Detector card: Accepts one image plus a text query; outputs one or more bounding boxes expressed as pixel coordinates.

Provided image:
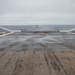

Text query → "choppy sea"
[0,25,75,31]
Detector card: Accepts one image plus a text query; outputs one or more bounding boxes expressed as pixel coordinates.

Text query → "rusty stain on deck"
[0,51,75,75]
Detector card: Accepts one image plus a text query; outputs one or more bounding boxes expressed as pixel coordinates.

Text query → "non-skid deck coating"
[0,32,75,75]
[0,51,75,75]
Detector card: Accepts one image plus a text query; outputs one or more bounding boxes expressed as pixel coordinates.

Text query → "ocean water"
[0,25,75,31]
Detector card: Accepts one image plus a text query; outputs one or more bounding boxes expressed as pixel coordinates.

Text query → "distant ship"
[36,25,38,27]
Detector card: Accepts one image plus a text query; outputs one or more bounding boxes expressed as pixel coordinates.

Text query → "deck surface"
[0,51,75,75]
[0,32,75,75]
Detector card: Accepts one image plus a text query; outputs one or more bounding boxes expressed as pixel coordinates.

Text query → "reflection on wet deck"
[0,32,75,51]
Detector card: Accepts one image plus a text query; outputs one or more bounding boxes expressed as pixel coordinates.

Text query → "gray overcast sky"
[0,0,75,25]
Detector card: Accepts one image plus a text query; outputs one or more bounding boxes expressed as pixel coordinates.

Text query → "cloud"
[0,0,75,25]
